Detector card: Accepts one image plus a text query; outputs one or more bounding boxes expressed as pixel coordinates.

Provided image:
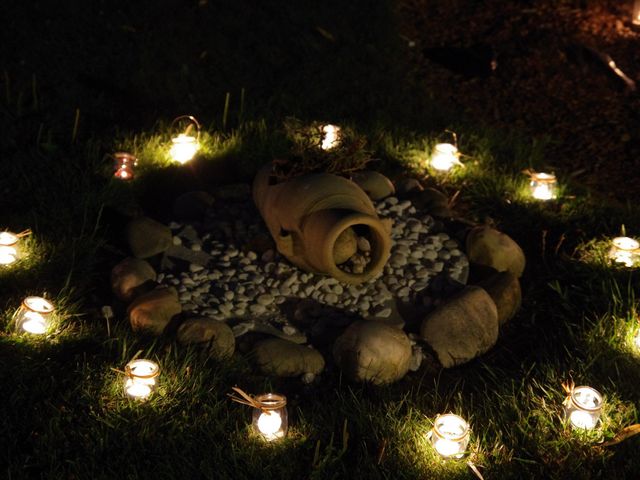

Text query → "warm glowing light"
[252,393,288,441]
[15,296,54,335]
[633,0,640,26]
[113,152,137,180]
[529,172,557,200]
[321,124,340,150]
[169,133,199,164]
[257,411,282,436]
[634,329,640,350]
[430,414,470,459]
[564,386,603,430]
[430,143,462,172]
[0,231,19,265]
[609,236,640,267]
[124,359,160,400]
[169,115,201,164]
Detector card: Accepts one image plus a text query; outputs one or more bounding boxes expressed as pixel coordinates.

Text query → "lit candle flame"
[257,410,283,440]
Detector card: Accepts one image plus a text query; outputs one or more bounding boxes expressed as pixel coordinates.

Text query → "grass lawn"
[2,1,640,478]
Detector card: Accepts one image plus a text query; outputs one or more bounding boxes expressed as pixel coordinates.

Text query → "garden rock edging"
[110,171,525,382]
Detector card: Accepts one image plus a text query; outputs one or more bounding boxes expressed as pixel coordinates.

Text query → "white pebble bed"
[158,196,469,336]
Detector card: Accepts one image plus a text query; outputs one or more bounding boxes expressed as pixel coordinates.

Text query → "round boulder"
[253,338,325,377]
[350,171,395,201]
[478,271,521,326]
[466,226,526,277]
[333,320,412,385]
[420,286,498,368]
[177,317,235,359]
[127,287,181,335]
[126,216,172,259]
[111,257,157,302]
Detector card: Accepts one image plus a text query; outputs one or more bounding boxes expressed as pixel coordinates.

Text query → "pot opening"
[333,224,375,275]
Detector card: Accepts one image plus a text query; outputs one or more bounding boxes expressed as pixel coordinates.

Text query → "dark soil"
[397,0,640,203]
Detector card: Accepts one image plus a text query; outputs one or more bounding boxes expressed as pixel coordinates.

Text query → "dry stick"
[16,229,32,238]
[228,386,268,412]
[554,233,566,256]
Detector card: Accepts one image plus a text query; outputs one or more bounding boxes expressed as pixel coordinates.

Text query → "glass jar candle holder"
[252,393,288,441]
[430,143,462,172]
[564,386,603,430]
[608,236,640,267]
[321,124,341,150]
[169,115,201,164]
[529,172,557,200]
[124,359,160,401]
[633,328,640,351]
[113,152,137,180]
[15,296,54,335]
[430,413,471,459]
[633,0,640,26]
[0,231,20,266]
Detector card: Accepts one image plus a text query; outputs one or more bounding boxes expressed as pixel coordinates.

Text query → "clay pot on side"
[253,165,392,284]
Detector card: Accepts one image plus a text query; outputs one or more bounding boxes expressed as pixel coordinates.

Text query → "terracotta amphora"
[253,165,392,284]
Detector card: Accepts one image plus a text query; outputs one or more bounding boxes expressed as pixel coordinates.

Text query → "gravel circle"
[158,194,469,340]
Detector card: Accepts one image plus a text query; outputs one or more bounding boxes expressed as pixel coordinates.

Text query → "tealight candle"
[609,236,639,267]
[124,359,160,401]
[252,393,288,441]
[564,386,603,430]
[430,143,462,172]
[15,296,54,334]
[0,231,20,265]
[169,115,201,164]
[321,124,340,150]
[430,413,470,459]
[113,152,137,180]
[633,0,640,26]
[529,172,557,200]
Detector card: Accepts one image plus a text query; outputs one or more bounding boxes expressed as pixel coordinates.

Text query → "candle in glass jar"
[430,413,470,459]
[529,172,557,200]
[252,393,288,441]
[15,296,55,334]
[321,124,340,150]
[609,236,639,267]
[430,143,461,172]
[113,152,137,180]
[564,386,603,430]
[633,0,640,25]
[0,231,19,265]
[124,359,160,401]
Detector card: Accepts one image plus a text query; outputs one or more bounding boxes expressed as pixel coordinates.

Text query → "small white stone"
[172,236,182,246]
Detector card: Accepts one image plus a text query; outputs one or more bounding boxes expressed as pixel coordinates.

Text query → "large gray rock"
[420,286,498,368]
[111,257,157,302]
[177,317,235,359]
[126,217,172,259]
[466,226,526,277]
[128,287,181,335]
[333,320,412,385]
[350,171,395,201]
[253,338,325,377]
[479,271,521,326]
